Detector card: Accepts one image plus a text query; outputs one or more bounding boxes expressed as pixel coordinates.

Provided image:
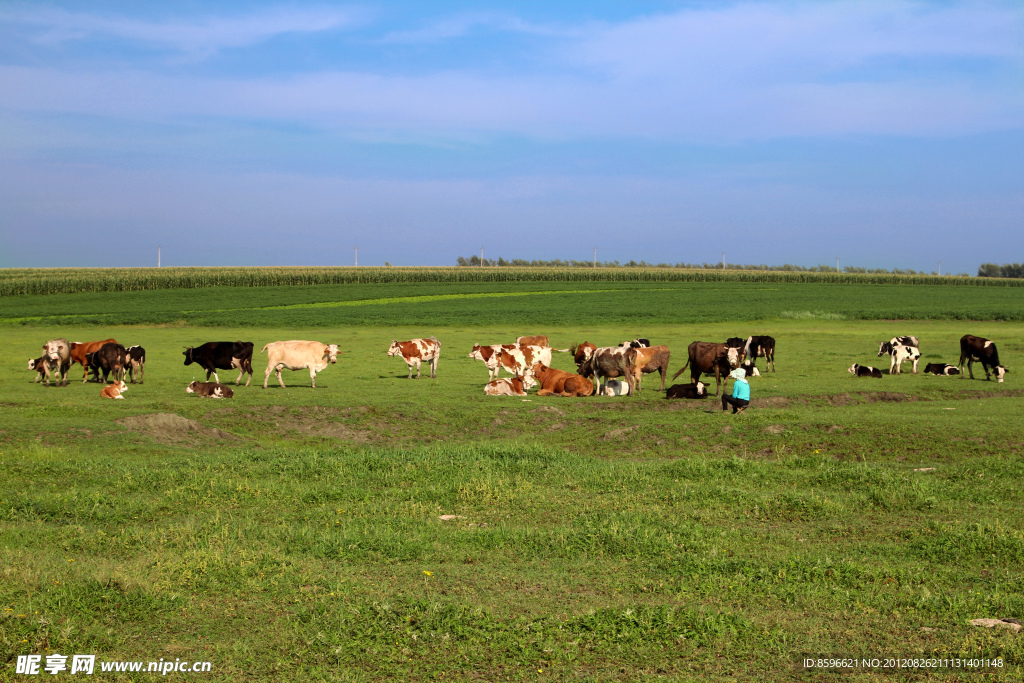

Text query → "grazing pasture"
[2,276,1024,680]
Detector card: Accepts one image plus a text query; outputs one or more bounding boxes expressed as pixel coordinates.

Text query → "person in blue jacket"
[721,368,750,413]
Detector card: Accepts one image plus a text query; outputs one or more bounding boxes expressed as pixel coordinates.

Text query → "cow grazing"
[530,362,594,397]
[618,338,651,349]
[124,345,146,384]
[877,341,921,374]
[41,338,72,387]
[387,338,441,379]
[100,380,128,400]
[87,342,127,384]
[183,341,255,386]
[28,356,48,383]
[484,375,537,396]
[516,335,550,347]
[68,339,117,382]
[186,381,235,398]
[924,363,960,376]
[665,381,707,399]
[670,342,741,396]
[959,335,1007,383]
[262,340,340,389]
[848,364,883,378]
[599,379,631,396]
[575,344,639,395]
[743,336,776,372]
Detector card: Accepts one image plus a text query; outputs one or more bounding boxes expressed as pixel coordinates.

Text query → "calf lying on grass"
[100,381,128,399]
[484,376,536,396]
[924,363,960,376]
[186,381,235,398]
[665,381,707,399]
[848,364,883,378]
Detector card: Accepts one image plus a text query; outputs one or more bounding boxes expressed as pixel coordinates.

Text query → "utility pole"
[480,247,484,267]
[158,245,161,268]
[593,247,597,268]
[721,252,726,269]
[836,257,840,273]
[938,261,941,276]
[354,246,358,267]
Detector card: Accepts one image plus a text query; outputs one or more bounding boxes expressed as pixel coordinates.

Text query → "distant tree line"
[978,263,1024,278]
[455,255,947,274]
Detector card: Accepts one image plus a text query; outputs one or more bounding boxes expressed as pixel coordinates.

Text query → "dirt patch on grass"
[753,396,790,408]
[290,421,373,442]
[864,392,919,403]
[764,424,786,434]
[117,413,235,444]
[602,425,640,440]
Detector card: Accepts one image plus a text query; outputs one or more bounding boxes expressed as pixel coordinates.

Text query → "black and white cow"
[618,338,651,349]
[743,336,775,372]
[183,341,255,386]
[848,363,883,378]
[878,336,920,355]
[958,335,1007,383]
[124,345,146,384]
[665,381,707,399]
[876,342,921,374]
[924,363,960,376]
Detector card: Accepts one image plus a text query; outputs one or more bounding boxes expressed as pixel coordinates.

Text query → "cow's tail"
[553,348,570,353]
[671,359,691,380]
[261,343,273,354]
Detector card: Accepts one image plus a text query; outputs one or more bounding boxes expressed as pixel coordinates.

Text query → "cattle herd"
[28,331,1008,402]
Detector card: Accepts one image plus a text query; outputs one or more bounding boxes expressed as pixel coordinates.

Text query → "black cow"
[666,381,707,399]
[725,337,745,349]
[924,363,959,376]
[183,341,255,386]
[959,335,1007,382]
[87,343,127,383]
[671,342,742,396]
[743,336,776,372]
[848,363,883,378]
[125,345,146,384]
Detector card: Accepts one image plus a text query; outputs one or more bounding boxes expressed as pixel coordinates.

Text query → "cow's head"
[326,344,340,364]
[43,340,65,361]
[113,381,128,393]
[741,362,760,377]
[696,381,706,396]
[877,341,892,357]
[848,364,860,375]
[995,366,1007,383]
[726,347,741,368]
[570,342,595,366]
[186,381,198,394]
[27,358,37,370]
[182,347,194,365]
[519,374,538,390]
[387,340,401,357]
[468,344,488,361]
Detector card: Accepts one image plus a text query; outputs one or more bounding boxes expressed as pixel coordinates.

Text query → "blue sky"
[1,1,1021,272]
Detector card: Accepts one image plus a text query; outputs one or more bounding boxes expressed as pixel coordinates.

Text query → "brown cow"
[671,342,741,396]
[530,362,593,397]
[69,339,117,382]
[516,335,549,347]
[631,345,671,391]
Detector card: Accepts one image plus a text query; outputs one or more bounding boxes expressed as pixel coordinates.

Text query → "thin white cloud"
[2,5,360,58]
[378,12,568,44]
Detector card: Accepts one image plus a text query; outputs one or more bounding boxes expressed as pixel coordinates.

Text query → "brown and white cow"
[469,344,553,380]
[28,356,49,383]
[100,380,128,399]
[630,345,671,391]
[573,344,639,395]
[670,342,741,396]
[387,338,441,379]
[262,340,340,389]
[186,381,235,398]
[530,362,594,397]
[516,335,549,347]
[69,339,118,382]
[41,338,72,387]
[959,335,1007,382]
[484,375,537,396]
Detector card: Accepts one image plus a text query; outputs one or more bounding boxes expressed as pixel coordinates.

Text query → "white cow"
[599,379,631,396]
[41,338,71,387]
[884,343,921,375]
[262,340,340,389]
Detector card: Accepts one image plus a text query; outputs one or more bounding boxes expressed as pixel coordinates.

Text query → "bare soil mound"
[117,413,235,443]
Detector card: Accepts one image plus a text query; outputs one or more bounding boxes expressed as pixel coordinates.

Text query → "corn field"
[0,266,1019,297]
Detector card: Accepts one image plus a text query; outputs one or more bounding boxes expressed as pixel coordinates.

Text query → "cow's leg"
[967,358,975,380]
[430,356,437,379]
[912,356,919,374]
[276,366,287,388]
[309,367,317,388]
[212,370,221,384]
[263,364,273,389]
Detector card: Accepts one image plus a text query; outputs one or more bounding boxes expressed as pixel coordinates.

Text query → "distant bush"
[978,262,1024,278]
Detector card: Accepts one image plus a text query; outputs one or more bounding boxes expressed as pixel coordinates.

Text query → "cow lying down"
[665,381,707,399]
[484,376,536,396]
[186,381,235,398]
[100,381,128,400]
[924,363,960,376]
[531,362,593,397]
[600,379,631,396]
[848,364,883,378]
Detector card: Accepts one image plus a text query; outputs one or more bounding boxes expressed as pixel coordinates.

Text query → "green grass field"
[2,276,1023,681]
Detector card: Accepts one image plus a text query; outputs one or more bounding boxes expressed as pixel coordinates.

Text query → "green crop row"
[2,266,1021,297]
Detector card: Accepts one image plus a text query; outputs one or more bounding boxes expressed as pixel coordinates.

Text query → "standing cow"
[671,342,741,396]
[124,345,146,384]
[959,335,1007,382]
[387,338,441,379]
[574,344,638,396]
[743,336,776,373]
[262,340,340,389]
[86,342,128,383]
[41,338,72,387]
[183,341,255,386]
[69,339,118,382]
